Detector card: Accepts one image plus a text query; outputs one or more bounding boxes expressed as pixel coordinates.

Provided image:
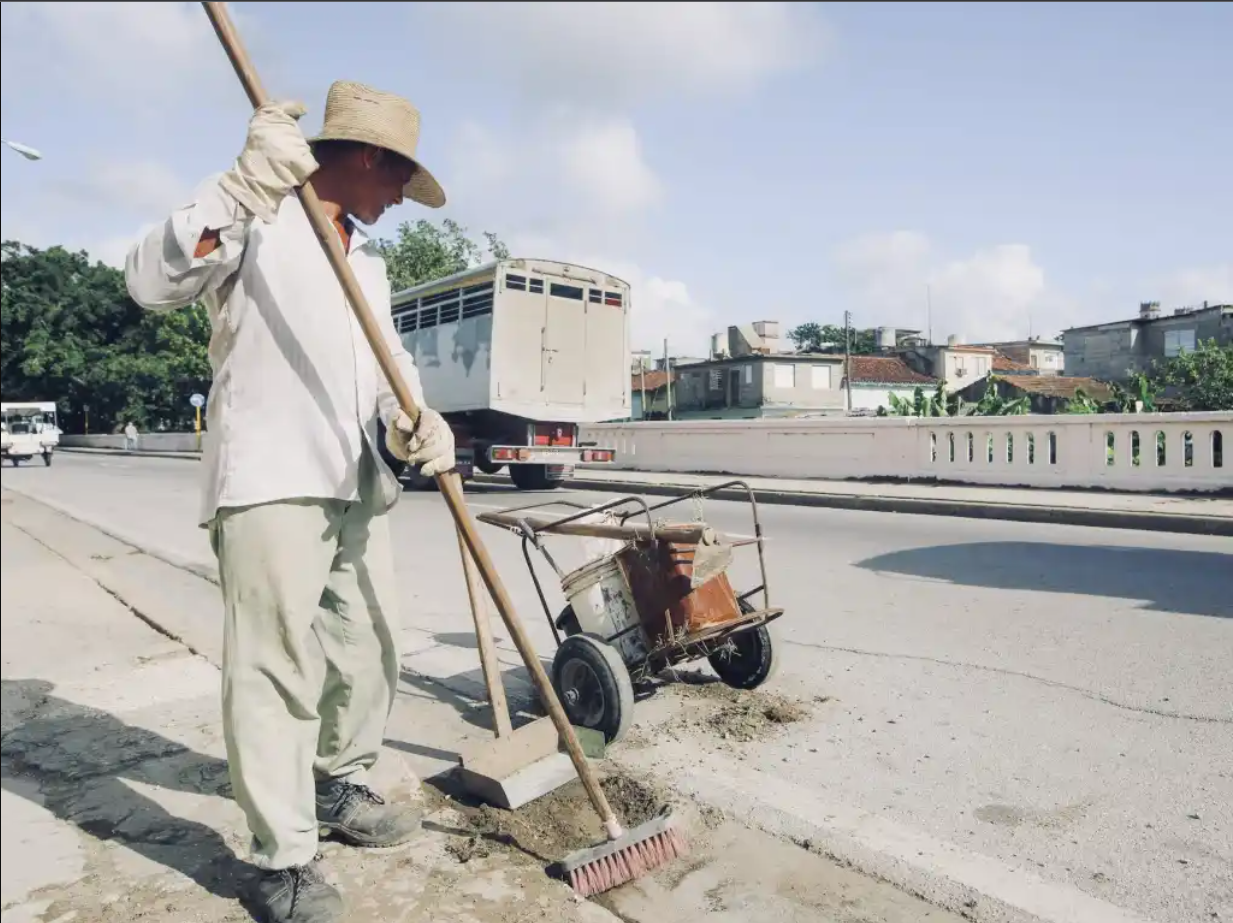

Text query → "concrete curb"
[473,474,1233,538]
[56,447,1231,537]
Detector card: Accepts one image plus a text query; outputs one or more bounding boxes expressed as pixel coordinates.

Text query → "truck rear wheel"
[509,464,561,491]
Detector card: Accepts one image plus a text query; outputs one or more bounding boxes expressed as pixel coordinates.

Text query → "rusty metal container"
[616,538,742,647]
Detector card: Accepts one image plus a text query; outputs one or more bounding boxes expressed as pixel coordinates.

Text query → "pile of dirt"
[659,674,813,744]
[430,769,669,866]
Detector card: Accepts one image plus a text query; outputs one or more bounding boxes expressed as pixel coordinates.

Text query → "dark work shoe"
[249,857,342,923]
[315,778,423,848]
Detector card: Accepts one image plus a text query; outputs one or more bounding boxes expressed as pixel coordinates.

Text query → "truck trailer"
[379,258,630,490]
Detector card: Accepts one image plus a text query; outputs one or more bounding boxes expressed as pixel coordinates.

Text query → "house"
[975,338,1065,375]
[899,337,999,389]
[842,355,938,412]
[955,374,1115,414]
[1063,302,1233,383]
[669,353,848,419]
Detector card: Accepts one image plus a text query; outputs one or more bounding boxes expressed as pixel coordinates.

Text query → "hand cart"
[475,480,785,744]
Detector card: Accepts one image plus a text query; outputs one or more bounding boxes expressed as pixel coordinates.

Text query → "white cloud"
[832,232,1070,343]
[0,2,247,112]
[1152,264,1233,309]
[558,117,663,217]
[423,1,828,106]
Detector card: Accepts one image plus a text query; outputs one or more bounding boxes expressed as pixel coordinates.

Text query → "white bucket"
[560,552,647,664]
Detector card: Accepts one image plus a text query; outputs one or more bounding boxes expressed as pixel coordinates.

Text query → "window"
[550,283,585,301]
[390,280,495,333]
[603,291,623,307]
[505,273,527,291]
[529,278,544,294]
[810,365,831,389]
[1164,328,1196,357]
[743,365,753,385]
[773,364,796,389]
[588,288,602,304]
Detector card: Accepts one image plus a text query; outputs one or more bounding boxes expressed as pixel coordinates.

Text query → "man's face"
[348,146,417,226]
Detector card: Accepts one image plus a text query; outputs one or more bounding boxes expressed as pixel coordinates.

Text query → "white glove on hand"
[218,100,319,224]
[386,409,455,477]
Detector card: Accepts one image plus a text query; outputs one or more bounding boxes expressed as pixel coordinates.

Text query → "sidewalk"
[58,446,1231,535]
[0,495,620,923]
[499,467,1233,537]
[2,489,974,923]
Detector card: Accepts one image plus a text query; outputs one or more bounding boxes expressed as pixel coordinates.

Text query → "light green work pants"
[208,450,400,870]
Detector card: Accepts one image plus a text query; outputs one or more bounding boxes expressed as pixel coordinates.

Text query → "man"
[125,81,455,923]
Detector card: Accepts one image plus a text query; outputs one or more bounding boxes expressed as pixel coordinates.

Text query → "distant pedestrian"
[123,421,138,452]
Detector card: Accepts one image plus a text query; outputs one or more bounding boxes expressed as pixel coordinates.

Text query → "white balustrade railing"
[581,413,1232,493]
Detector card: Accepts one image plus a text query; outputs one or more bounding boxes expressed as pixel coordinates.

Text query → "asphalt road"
[4,452,1231,923]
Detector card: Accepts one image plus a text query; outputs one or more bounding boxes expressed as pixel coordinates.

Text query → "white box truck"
[379,258,630,490]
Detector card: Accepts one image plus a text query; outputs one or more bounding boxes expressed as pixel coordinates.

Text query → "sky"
[1,1,1230,357]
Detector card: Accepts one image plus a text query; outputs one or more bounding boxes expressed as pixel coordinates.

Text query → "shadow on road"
[0,678,261,918]
[856,542,1233,618]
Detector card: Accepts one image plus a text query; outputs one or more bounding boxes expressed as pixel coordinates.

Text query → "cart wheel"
[554,605,581,638]
[551,634,635,744]
[708,598,780,690]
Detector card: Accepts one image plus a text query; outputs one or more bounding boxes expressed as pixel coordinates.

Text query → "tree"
[377,218,509,292]
[1151,339,1233,411]
[788,322,877,355]
[1,241,213,433]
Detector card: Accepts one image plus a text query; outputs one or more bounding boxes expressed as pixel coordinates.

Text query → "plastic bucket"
[560,554,646,662]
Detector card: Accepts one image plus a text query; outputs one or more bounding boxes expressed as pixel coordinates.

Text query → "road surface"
[4,452,1231,923]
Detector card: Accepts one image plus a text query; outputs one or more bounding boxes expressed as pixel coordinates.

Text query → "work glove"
[218,100,319,224]
[386,408,455,477]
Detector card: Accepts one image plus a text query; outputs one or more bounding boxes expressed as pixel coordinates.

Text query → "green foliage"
[1,240,212,433]
[1151,338,1233,411]
[377,218,510,292]
[1107,372,1160,413]
[878,379,1029,418]
[788,322,877,355]
[1,221,509,434]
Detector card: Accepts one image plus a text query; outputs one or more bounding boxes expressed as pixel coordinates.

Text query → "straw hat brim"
[308,129,446,209]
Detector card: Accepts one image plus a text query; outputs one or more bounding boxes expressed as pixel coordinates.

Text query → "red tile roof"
[996,375,1114,401]
[992,351,1033,373]
[631,369,673,392]
[845,355,936,385]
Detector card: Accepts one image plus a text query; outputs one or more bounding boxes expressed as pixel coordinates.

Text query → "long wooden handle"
[201,0,619,832]
[456,531,513,739]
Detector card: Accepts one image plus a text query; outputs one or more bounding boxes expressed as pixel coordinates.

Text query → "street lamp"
[2,139,42,161]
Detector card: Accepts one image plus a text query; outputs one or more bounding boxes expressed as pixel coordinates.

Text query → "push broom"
[200,1,687,899]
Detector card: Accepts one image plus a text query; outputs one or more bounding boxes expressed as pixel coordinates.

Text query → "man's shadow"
[1,677,262,919]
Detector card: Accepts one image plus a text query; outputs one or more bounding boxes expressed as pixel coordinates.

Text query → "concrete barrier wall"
[61,433,204,453]
[581,412,1233,493]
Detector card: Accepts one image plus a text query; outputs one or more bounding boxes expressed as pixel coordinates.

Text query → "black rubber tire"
[508,464,561,491]
[551,633,635,744]
[708,598,780,690]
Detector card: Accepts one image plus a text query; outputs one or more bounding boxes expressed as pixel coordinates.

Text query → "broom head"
[558,809,688,898]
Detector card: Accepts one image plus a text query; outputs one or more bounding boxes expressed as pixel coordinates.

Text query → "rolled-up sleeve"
[125,174,252,312]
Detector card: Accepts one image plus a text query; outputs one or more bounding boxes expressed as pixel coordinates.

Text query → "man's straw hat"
[309,80,445,209]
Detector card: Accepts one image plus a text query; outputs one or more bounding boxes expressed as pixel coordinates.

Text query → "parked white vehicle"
[1,401,60,467]
[383,259,630,490]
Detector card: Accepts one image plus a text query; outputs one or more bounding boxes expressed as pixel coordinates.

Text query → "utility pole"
[926,285,933,346]
[843,311,853,413]
[639,360,646,420]
[663,338,674,420]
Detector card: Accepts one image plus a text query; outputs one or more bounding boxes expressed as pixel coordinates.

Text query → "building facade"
[1063,303,1232,382]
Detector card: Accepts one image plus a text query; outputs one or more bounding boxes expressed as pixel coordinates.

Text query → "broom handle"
[201,1,621,836]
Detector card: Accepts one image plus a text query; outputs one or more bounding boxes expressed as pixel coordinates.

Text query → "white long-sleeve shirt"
[125,175,425,527]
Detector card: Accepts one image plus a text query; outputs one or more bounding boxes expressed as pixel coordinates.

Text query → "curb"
[59,447,201,462]
[474,474,1233,538]
[54,448,1231,537]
